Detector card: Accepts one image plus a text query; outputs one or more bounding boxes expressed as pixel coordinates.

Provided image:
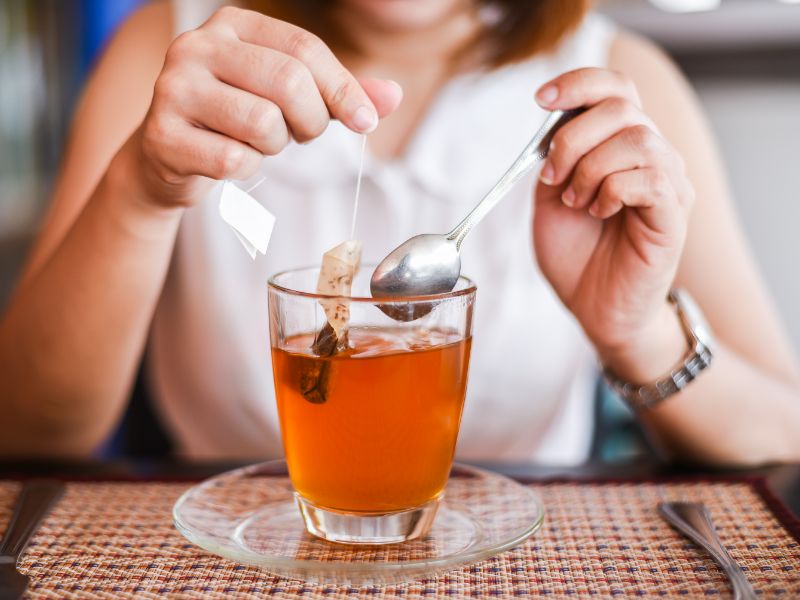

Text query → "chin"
[340,0,471,31]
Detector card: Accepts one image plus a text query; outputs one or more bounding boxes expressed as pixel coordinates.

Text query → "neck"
[332,6,483,77]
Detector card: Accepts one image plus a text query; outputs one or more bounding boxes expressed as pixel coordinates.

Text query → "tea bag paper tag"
[218,180,275,259]
[231,230,257,260]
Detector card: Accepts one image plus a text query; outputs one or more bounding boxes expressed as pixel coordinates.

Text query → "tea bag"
[314,239,362,350]
[301,135,367,403]
[300,240,362,404]
[302,240,362,404]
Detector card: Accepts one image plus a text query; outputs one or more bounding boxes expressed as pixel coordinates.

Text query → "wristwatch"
[603,289,715,411]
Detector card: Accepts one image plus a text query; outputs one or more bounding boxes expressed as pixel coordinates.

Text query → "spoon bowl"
[370,234,460,298]
[370,234,459,321]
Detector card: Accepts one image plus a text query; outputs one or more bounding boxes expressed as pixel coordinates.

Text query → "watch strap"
[602,290,715,412]
[603,341,713,411]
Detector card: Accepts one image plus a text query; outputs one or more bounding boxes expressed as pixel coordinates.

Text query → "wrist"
[109,139,186,212]
[102,144,185,238]
[598,302,689,386]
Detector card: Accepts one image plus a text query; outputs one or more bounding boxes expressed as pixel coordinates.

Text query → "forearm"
[601,305,800,466]
[0,148,183,457]
[639,347,800,466]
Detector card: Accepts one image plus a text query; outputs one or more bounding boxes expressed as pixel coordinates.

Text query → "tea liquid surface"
[272,327,471,513]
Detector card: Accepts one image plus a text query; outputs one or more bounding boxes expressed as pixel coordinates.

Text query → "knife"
[0,480,64,600]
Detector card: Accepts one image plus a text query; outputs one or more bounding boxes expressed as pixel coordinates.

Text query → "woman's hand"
[126,6,402,208]
[532,68,695,380]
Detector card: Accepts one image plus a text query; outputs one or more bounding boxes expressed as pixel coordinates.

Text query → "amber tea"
[272,327,471,513]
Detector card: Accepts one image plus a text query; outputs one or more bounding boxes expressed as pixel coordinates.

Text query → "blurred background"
[0,0,798,459]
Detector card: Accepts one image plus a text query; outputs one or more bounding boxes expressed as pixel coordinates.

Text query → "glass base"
[295,494,440,545]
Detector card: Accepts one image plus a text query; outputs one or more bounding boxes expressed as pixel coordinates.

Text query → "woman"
[1,0,798,464]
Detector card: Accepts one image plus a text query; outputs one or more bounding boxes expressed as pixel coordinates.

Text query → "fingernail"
[588,202,600,217]
[536,85,558,106]
[387,79,403,96]
[353,105,378,133]
[562,187,576,207]
[540,160,555,185]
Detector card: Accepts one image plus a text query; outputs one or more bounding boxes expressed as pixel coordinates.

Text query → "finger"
[564,125,674,210]
[358,77,403,118]
[535,67,641,111]
[185,78,290,156]
[213,7,381,133]
[150,120,264,182]
[540,97,655,187]
[209,39,330,143]
[589,168,681,236]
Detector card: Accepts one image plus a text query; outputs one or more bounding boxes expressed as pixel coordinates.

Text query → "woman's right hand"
[127,6,402,208]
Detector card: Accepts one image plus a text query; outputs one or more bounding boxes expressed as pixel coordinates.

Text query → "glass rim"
[267,264,477,304]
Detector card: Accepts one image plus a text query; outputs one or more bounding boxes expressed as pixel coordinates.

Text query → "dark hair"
[247,1,591,69]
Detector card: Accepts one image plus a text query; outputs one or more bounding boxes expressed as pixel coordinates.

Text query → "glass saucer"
[173,460,544,585]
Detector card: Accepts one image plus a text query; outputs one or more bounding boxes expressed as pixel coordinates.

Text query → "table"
[1,459,799,598]
[4,457,799,516]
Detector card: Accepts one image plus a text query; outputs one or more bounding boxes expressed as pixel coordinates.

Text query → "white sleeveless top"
[149,0,617,463]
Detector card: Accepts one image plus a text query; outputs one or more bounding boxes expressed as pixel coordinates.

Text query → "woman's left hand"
[532,67,695,377]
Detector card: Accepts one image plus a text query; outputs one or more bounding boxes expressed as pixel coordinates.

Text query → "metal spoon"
[658,502,758,600]
[370,109,581,301]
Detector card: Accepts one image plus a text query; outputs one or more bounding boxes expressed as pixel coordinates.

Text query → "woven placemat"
[0,479,798,599]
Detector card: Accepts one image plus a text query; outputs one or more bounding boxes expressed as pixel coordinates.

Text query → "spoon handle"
[658,502,758,600]
[446,109,582,249]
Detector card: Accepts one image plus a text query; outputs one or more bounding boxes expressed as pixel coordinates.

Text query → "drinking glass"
[268,266,476,544]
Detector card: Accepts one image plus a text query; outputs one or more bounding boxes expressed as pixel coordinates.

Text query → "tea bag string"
[350,134,367,240]
[245,176,267,194]
[241,134,364,239]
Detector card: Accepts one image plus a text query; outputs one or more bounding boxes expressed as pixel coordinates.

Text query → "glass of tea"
[268,266,476,545]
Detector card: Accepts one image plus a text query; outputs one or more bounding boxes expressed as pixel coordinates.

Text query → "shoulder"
[605,28,709,157]
[609,29,687,83]
[74,0,175,156]
[608,30,697,117]
[91,0,174,104]
[116,0,175,49]
[609,28,672,68]
[50,0,176,224]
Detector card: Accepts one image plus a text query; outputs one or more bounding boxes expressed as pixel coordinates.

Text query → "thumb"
[357,77,403,119]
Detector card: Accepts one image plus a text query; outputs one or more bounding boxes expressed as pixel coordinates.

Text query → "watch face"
[675,289,717,352]
[694,323,716,351]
